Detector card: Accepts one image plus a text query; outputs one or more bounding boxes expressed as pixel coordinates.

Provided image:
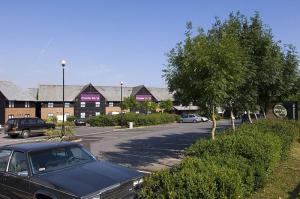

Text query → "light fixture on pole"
[61,59,67,135]
[120,81,123,126]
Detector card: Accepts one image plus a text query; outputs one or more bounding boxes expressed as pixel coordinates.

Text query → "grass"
[249,140,300,199]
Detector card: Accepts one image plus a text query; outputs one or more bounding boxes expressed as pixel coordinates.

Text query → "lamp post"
[61,59,67,135]
[120,81,123,126]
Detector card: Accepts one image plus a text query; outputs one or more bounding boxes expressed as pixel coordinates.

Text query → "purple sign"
[81,93,100,102]
[136,95,152,101]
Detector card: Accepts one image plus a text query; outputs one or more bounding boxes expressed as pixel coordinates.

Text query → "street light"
[120,81,123,126]
[61,59,67,135]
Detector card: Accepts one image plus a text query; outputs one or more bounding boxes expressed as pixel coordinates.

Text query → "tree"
[159,100,173,113]
[139,101,158,114]
[164,20,248,139]
[121,96,138,112]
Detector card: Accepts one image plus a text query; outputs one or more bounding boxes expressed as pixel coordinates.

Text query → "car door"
[4,151,32,199]
[36,119,47,132]
[0,149,12,199]
[187,114,194,122]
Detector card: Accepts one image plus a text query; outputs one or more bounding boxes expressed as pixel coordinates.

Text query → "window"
[80,112,86,119]
[25,114,30,118]
[109,102,114,107]
[30,146,95,174]
[65,102,70,108]
[81,102,86,108]
[8,115,14,119]
[47,113,54,118]
[95,101,100,107]
[37,119,45,125]
[0,150,11,172]
[25,102,30,108]
[48,102,54,108]
[95,112,100,116]
[8,152,28,174]
[9,101,14,108]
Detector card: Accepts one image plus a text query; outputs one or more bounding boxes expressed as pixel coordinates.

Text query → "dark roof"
[1,142,80,153]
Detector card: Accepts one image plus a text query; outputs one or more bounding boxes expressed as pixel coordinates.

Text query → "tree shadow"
[288,182,300,199]
[98,124,230,169]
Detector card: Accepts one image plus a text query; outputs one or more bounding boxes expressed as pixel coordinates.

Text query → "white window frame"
[25,102,30,108]
[109,102,114,107]
[47,113,54,118]
[95,101,100,108]
[65,102,70,108]
[95,112,100,116]
[48,102,54,108]
[9,101,14,108]
[80,112,86,119]
[81,102,86,108]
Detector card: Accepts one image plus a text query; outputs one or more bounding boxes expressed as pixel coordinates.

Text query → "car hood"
[34,161,143,197]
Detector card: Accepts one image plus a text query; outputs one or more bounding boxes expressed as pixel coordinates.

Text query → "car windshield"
[29,146,95,174]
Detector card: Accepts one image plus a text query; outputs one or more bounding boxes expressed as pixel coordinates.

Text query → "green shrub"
[67,116,77,122]
[45,126,74,138]
[140,120,300,199]
[88,113,179,127]
[140,157,244,199]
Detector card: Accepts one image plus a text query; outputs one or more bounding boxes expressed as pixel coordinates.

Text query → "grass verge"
[249,141,300,199]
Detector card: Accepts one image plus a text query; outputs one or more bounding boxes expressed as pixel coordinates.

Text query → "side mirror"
[17,171,29,177]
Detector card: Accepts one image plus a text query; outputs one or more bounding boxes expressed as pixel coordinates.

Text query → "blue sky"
[0,1,299,88]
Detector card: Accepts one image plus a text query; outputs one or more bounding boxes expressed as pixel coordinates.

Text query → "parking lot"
[0,120,234,172]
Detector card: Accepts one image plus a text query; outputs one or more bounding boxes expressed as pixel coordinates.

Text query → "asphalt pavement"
[0,120,235,172]
[75,120,233,172]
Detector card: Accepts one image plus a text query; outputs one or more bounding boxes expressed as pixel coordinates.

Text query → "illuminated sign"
[81,93,100,102]
[136,95,152,101]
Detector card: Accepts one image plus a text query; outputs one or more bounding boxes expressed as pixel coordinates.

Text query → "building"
[0,81,37,124]
[0,81,200,124]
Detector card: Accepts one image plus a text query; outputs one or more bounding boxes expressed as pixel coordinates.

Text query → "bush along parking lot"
[139,120,300,199]
[87,113,180,127]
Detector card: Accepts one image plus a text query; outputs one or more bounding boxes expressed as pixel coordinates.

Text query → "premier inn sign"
[80,93,100,102]
[273,104,288,118]
[136,95,152,101]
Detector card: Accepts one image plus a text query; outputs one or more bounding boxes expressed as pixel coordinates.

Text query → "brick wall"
[105,106,121,114]
[5,108,36,122]
[41,107,74,120]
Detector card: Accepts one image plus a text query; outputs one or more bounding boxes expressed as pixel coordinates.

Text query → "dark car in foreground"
[4,118,55,138]
[0,142,143,199]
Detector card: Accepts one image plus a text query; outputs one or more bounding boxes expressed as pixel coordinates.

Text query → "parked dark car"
[4,118,55,139]
[0,142,144,199]
[74,119,86,126]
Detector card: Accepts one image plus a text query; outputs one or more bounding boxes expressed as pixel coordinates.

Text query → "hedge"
[87,113,180,127]
[140,120,300,199]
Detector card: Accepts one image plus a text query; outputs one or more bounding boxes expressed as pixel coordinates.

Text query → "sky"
[0,0,300,88]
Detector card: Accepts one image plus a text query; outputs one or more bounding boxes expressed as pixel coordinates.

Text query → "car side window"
[8,151,28,174]
[0,150,12,172]
[37,119,45,125]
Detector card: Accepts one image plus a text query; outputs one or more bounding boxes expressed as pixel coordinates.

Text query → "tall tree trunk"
[263,111,266,119]
[230,110,236,131]
[247,110,253,124]
[254,112,258,120]
[211,106,216,140]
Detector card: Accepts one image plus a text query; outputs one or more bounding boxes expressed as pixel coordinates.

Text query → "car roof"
[1,142,80,153]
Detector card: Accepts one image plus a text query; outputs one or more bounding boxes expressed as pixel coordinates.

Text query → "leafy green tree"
[139,101,158,114]
[121,96,138,112]
[159,100,173,113]
[164,20,248,139]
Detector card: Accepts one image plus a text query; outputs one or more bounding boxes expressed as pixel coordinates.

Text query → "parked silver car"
[179,114,209,123]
